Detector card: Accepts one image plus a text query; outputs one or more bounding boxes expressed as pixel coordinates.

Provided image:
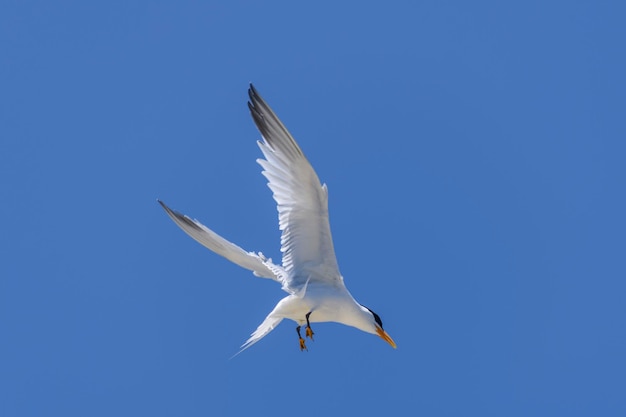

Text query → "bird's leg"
[305,312,314,340]
[296,325,307,351]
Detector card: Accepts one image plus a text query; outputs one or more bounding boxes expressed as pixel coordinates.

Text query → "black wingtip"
[157,199,171,213]
[249,83,258,97]
[248,83,266,108]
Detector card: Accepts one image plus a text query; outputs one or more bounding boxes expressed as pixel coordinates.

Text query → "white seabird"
[159,84,396,354]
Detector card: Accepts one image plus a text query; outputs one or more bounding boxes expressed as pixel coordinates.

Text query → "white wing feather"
[158,200,282,282]
[248,85,342,289]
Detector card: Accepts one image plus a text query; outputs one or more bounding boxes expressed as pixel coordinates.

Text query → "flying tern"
[158,84,396,354]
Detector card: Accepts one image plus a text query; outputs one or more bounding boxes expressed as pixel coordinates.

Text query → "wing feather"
[158,200,281,281]
[247,84,342,288]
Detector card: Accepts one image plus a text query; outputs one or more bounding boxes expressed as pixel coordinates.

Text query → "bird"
[158,84,396,354]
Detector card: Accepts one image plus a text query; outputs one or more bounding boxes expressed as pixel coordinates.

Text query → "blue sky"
[1,1,625,415]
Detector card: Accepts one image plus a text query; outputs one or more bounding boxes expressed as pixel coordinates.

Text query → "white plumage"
[159,84,396,354]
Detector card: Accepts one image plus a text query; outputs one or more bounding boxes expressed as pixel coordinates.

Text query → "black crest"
[362,306,384,329]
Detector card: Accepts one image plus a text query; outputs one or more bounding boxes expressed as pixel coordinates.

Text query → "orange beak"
[376,327,397,348]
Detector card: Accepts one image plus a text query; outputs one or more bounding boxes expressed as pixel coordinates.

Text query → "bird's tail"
[231,315,284,358]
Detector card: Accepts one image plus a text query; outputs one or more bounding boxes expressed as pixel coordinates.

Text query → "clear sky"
[2,1,625,416]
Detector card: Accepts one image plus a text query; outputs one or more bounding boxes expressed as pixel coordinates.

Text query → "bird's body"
[159,85,395,353]
[269,283,367,327]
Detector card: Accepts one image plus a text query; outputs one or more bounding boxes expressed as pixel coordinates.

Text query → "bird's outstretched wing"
[158,200,282,281]
[248,84,342,289]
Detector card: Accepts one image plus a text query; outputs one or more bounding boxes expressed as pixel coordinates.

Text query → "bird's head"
[358,305,396,348]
